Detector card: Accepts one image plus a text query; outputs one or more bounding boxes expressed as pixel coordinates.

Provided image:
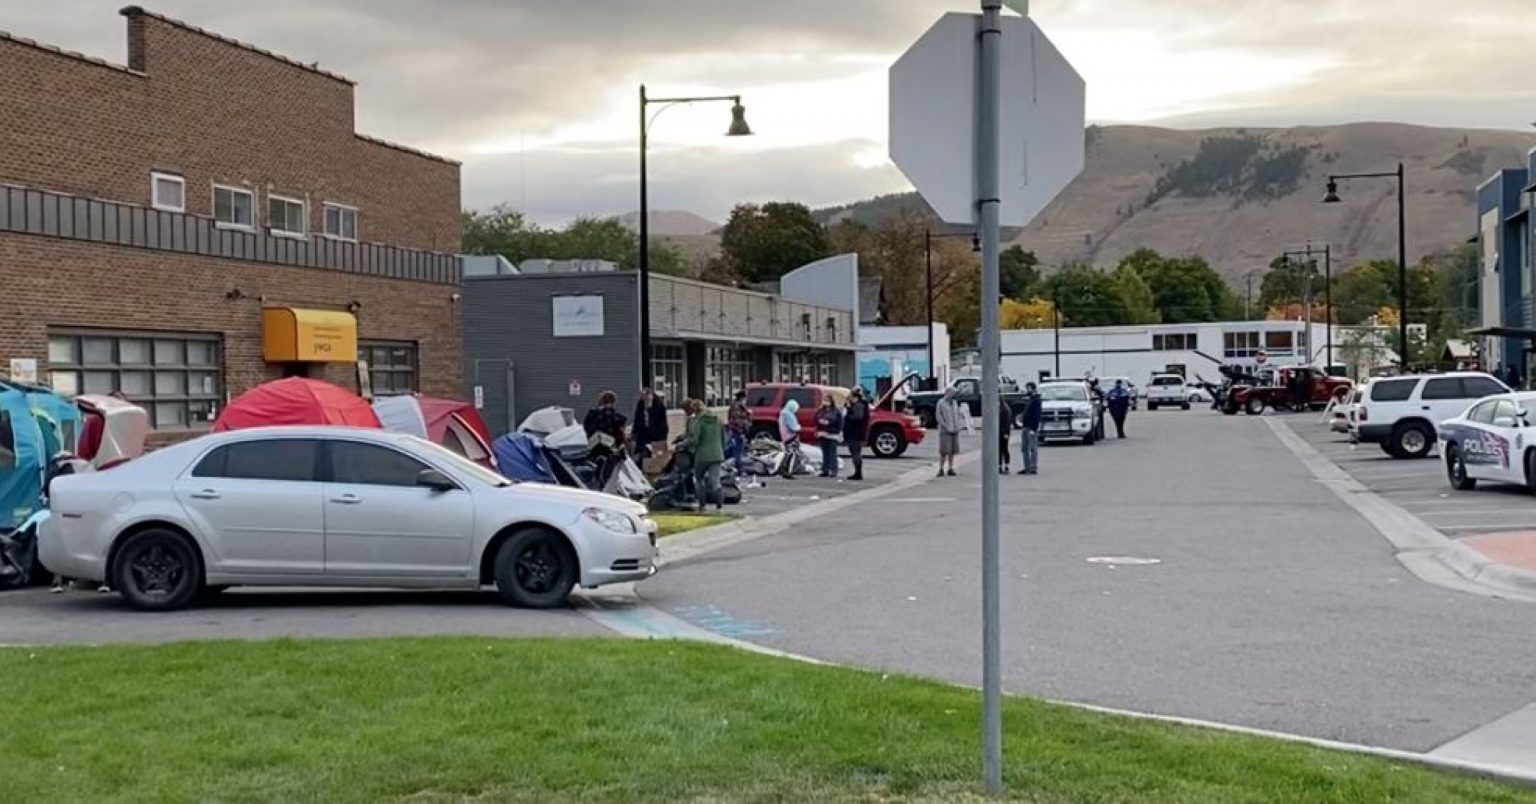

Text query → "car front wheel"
[1245,396,1265,416]
[870,427,906,458]
[494,528,577,608]
[1447,445,1476,490]
[113,528,202,611]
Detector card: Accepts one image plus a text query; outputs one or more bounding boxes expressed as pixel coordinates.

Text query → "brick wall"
[0,233,463,417]
[0,8,460,253]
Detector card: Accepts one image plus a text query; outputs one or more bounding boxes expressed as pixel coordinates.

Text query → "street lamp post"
[1324,163,1406,371]
[923,229,979,389]
[1280,244,1334,369]
[639,85,751,388]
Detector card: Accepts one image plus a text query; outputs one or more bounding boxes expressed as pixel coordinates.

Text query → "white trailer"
[1000,320,1335,386]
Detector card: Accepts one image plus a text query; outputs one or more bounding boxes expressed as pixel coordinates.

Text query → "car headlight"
[1072,404,1091,415]
[583,507,637,534]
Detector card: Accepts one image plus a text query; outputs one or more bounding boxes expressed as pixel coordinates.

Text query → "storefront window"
[47,329,222,430]
[652,343,685,404]
[1223,331,1261,359]
[704,346,755,406]
[361,341,418,397]
[777,352,814,383]
[816,354,839,386]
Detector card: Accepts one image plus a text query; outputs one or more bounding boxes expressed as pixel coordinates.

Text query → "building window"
[1223,331,1262,359]
[268,195,307,237]
[777,352,815,384]
[1152,332,1197,351]
[705,346,754,407]
[651,343,685,403]
[323,203,358,241]
[1264,331,1294,355]
[213,185,255,229]
[151,172,185,212]
[816,354,839,386]
[48,330,221,430]
[361,341,417,396]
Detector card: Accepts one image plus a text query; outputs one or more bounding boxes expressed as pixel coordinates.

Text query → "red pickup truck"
[744,382,925,458]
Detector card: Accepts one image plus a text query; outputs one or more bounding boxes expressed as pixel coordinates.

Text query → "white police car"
[1440,391,1536,492]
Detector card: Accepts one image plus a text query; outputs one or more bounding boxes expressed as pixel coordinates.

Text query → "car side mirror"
[1494,416,1520,429]
[416,468,458,493]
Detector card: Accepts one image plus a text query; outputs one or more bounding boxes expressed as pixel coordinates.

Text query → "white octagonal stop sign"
[889,12,1085,227]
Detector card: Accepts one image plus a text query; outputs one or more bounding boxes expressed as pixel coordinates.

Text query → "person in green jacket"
[684,399,727,511]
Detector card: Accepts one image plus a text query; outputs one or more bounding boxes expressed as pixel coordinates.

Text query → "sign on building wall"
[8,358,37,384]
[552,295,605,337]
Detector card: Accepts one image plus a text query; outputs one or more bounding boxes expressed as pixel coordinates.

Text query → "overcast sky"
[13,1,1536,224]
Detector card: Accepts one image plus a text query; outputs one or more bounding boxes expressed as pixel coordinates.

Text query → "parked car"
[1441,391,1536,492]
[744,380,925,458]
[39,427,658,611]
[1355,372,1509,459]
[908,376,1028,426]
[1145,374,1189,411]
[1222,366,1353,415]
[1036,380,1104,445]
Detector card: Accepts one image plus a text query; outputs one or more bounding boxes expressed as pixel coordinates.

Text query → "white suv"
[1145,374,1189,411]
[1356,372,1509,459]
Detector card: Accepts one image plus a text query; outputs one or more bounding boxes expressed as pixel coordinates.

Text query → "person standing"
[1017,382,1041,475]
[998,394,1014,474]
[726,390,752,473]
[582,391,628,486]
[842,388,870,481]
[1107,379,1132,439]
[814,395,843,478]
[684,399,726,511]
[777,399,802,479]
[630,388,669,460]
[935,388,964,477]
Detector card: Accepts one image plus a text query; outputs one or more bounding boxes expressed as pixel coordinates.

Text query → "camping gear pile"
[742,433,815,477]
[492,407,654,501]
[645,434,745,512]
[0,386,149,589]
[213,377,381,431]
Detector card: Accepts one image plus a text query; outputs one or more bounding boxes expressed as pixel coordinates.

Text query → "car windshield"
[1039,384,1087,401]
[1151,376,1182,386]
[402,435,511,487]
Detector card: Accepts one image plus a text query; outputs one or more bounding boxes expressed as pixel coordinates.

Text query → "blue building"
[1471,157,1534,377]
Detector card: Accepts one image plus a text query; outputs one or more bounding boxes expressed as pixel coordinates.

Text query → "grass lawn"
[652,512,735,537]
[2,639,1530,804]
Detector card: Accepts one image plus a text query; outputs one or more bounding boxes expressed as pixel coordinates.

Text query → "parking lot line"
[1418,509,1536,518]
[1438,522,1536,531]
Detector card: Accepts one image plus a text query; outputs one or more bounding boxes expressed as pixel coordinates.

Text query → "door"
[321,440,476,578]
[1418,377,1473,427]
[173,439,325,576]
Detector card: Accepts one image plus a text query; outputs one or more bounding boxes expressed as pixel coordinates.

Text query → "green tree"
[719,202,832,283]
[1042,265,1129,327]
[1330,260,1397,325]
[462,205,551,261]
[1000,245,1040,299]
[1111,263,1161,325]
[461,206,689,276]
[1127,251,1233,323]
[1259,255,1322,310]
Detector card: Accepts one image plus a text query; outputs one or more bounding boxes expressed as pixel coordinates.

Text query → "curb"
[1440,540,1536,597]
[658,449,983,566]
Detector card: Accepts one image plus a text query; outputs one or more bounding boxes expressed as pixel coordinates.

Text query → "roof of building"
[0,27,144,77]
[119,5,356,85]
[354,133,460,166]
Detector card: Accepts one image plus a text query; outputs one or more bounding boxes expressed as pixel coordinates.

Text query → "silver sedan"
[41,426,658,611]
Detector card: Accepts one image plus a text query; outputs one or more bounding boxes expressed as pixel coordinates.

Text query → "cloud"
[11,1,1536,224]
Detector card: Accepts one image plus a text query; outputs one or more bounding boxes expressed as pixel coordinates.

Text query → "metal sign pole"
[977,0,1004,795]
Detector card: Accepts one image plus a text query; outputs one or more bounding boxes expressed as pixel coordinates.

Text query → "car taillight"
[1358,406,1367,422]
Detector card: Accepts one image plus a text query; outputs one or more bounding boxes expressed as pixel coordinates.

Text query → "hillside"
[818,122,1536,285]
[618,209,719,236]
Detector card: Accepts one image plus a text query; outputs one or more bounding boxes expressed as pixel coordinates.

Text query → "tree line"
[462,201,1479,359]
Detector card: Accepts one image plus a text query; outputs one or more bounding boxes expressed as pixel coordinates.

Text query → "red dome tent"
[213,378,381,432]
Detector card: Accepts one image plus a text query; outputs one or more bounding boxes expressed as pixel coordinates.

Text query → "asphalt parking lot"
[1292,414,1536,540]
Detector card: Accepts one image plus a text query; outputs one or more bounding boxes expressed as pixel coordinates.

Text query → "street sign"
[1256,351,1269,365]
[889,12,1085,226]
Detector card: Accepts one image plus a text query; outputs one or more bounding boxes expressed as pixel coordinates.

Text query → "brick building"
[0,6,462,438]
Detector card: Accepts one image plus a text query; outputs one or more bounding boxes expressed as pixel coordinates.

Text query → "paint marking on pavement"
[1085,556,1161,566]
[886,497,957,504]
[1431,700,1536,775]
[1439,522,1536,531]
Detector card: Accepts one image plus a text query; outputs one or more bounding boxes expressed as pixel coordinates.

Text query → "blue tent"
[0,387,45,531]
[492,433,556,484]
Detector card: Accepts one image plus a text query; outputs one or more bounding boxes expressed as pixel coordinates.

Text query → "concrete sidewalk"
[1443,531,1536,597]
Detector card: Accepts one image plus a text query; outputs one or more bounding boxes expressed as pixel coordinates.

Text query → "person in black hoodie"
[1017,383,1042,475]
[630,387,669,459]
[842,388,871,480]
[998,394,1014,474]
